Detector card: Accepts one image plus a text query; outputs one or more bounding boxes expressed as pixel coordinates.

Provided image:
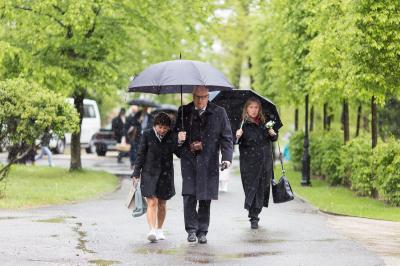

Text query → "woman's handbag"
[271,141,294,203]
[125,178,138,209]
[116,141,131,153]
[132,180,147,217]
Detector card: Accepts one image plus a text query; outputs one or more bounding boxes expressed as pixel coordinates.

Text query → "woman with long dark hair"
[235,97,278,229]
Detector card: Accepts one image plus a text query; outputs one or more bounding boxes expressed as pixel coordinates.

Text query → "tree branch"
[52,4,65,15]
[85,5,102,38]
[13,5,67,29]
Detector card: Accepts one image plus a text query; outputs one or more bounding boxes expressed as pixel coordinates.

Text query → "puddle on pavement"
[186,257,214,264]
[35,217,66,223]
[245,238,339,244]
[73,222,96,254]
[134,245,281,263]
[313,238,340,242]
[88,259,121,266]
[134,247,182,256]
[245,238,286,244]
[221,251,281,259]
[34,216,77,223]
[0,216,18,220]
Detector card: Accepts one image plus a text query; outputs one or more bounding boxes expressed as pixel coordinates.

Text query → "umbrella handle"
[180,84,184,130]
[235,119,245,144]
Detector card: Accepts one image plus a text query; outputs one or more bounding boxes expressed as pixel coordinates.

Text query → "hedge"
[289,131,400,206]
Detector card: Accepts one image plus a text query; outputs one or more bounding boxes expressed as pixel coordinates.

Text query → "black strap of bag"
[277,141,285,176]
[271,138,294,203]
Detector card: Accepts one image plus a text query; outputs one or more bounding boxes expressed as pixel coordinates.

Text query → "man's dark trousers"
[183,195,211,236]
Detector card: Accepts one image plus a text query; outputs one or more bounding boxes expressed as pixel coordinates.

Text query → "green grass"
[0,165,119,209]
[277,163,400,222]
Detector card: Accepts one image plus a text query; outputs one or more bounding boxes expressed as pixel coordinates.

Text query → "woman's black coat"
[133,129,180,200]
[238,120,278,210]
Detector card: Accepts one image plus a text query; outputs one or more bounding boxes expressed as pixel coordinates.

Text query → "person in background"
[35,129,54,167]
[235,97,278,229]
[112,108,126,163]
[126,106,153,169]
[132,112,180,242]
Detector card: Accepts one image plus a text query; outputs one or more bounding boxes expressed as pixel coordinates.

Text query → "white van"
[49,98,101,154]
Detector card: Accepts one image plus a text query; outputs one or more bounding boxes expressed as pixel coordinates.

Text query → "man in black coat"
[176,86,233,244]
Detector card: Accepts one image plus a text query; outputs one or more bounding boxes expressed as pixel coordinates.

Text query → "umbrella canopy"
[128,59,234,94]
[152,104,178,112]
[210,89,283,134]
[127,99,160,108]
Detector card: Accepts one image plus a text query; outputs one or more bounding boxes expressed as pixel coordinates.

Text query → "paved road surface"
[0,151,388,265]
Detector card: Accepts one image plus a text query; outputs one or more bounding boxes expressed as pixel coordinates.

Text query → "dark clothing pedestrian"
[238,120,278,222]
[176,102,233,200]
[111,116,125,143]
[40,131,52,147]
[133,129,180,200]
[175,102,233,236]
[183,196,211,234]
[112,113,126,163]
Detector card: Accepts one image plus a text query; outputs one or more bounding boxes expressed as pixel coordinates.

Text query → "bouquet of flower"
[265,120,275,129]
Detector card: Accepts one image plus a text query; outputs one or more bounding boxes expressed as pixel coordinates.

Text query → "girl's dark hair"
[153,112,172,127]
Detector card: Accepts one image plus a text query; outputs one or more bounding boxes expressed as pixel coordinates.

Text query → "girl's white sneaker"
[147,229,157,242]
[156,229,165,240]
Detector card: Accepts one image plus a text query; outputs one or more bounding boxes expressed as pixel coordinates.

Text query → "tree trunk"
[310,105,314,132]
[371,96,377,148]
[355,104,362,137]
[343,100,349,144]
[70,94,84,170]
[301,94,311,186]
[323,103,328,130]
[294,108,299,131]
[327,105,333,131]
[247,56,254,90]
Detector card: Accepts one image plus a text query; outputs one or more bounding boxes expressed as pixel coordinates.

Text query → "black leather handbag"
[271,142,294,203]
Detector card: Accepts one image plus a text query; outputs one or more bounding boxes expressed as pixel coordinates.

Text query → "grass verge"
[0,165,119,209]
[276,163,400,222]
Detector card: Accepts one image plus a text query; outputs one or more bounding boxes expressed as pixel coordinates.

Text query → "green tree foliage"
[250,0,295,103]
[351,0,400,147]
[306,0,355,104]
[205,0,255,89]
[1,0,217,170]
[0,79,79,186]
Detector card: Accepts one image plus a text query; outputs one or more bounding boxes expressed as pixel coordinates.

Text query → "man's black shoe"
[251,220,259,229]
[187,232,196,242]
[197,234,207,244]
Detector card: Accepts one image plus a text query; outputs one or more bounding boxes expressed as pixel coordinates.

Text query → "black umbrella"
[127,99,160,108]
[210,89,283,135]
[128,59,233,129]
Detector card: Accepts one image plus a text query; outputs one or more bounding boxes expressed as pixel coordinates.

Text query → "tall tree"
[352,0,400,148]
[307,0,356,143]
[207,0,254,89]
[2,0,217,170]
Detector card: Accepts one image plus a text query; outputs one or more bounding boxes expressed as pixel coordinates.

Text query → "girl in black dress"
[235,97,278,229]
[132,112,180,242]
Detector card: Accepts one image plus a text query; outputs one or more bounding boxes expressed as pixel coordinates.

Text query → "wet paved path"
[0,152,387,265]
